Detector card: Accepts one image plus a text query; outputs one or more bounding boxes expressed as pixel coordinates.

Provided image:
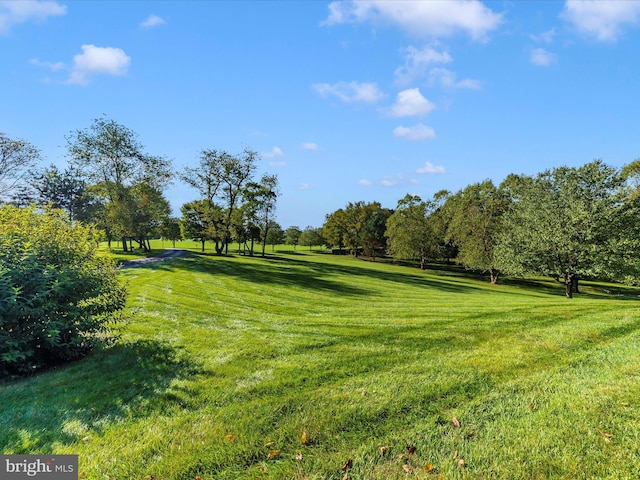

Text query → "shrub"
[0,205,127,377]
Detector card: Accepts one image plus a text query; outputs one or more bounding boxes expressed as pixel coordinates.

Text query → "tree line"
[1,118,280,257]
[320,160,640,298]
[4,121,640,299]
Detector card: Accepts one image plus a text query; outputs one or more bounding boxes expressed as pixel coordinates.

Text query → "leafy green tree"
[66,118,172,251]
[32,164,100,223]
[496,160,637,298]
[161,217,183,248]
[299,226,325,251]
[444,180,509,284]
[180,200,224,252]
[323,208,347,251]
[128,183,171,250]
[265,221,284,252]
[182,148,258,254]
[285,226,302,251]
[244,174,279,257]
[343,201,368,256]
[361,205,392,258]
[0,132,41,200]
[385,194,438,270]
[0,205,127,377]
[429,189,457,263]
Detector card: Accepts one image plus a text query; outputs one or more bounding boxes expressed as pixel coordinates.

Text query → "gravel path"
[120,248,187,269]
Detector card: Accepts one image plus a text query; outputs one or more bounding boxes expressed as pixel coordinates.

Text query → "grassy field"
[2,248,640,479]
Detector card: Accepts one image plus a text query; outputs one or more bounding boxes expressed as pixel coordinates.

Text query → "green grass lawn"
[2,250,640,479]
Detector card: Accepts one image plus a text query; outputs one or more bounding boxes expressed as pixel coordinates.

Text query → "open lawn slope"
[2,251,640,479]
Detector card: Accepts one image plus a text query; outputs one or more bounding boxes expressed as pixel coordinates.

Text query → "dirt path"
[120,248,187,269]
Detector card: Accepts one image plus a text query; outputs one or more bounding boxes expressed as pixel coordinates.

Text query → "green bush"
[0,205,127,377]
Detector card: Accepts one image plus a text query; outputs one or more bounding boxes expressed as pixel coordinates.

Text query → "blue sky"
[2,0,640,228]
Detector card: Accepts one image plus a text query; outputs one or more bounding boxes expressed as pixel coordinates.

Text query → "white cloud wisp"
[141,14,165,29]
[323,0,502,41]
[393,124,436,141]
[562,0,640,41]
[0,0,66,34]
[416,161,446,174]
[313,81,385,103]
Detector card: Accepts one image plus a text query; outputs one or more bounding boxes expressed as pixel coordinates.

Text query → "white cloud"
[385,88,435,117]
[29,57,64,71]
[323,0,502,40]
[429,68,481,90]
[530,48,558,66]
[416,161,446,174]
[380,174,419,187]
[313,81,385,103]
[141,14,165,29]
[530,28,556,44]
[66,44,130,86]
[358,179,373,186]
[298,183,311,190]
[393,124,436,141]
[394,45,452,84]
[263,146,283,158]
[301,142,318,151]
[562,0,640,41]
[0,0,66,34]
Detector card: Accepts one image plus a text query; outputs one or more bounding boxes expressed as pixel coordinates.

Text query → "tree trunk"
[571,275,580,294]
[201,239,205,252]
[122,237,128,252]
[564,273,574,299]
[489,270,498,284]
[420,257,426,270]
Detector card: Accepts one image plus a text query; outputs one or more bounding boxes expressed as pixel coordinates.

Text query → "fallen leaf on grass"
[379,446,388,456]
[599,430,614,438]
[453,450,459,460]
[342,473,348,480]
[406,445,416,455]
[295,453,303,461]
[452,417,461,428]
[264,441,275,447]
[340,459,353,471]
[195,476,202,480]
[267,450,279,459]
[301,431,308,444]
[402,464,413,474]
[225,434,235,443]
[424,463,434,472]
[621,402,630,407]
[458,459,465,468]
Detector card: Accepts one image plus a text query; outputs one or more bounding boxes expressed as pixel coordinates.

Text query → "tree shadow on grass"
[0,339,202,453]
[141,252,373,296]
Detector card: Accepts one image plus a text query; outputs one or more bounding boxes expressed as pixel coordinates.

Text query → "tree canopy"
[496,160,639,297]
[385,194,438,270]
